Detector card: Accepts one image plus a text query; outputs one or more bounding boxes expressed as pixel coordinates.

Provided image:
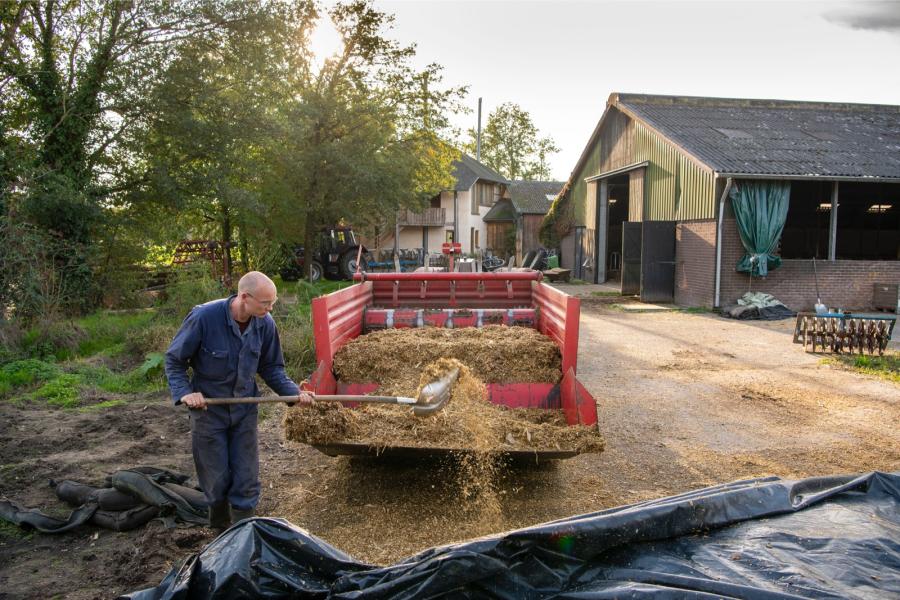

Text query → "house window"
[479,183,494,207]
[430,195,441,208]
[475,229,480,249]
[445,230,454,243]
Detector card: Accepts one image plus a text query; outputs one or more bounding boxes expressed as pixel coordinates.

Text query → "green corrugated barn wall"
[570,116,717,227]
[571,144,602,227]
[632,122,716,221]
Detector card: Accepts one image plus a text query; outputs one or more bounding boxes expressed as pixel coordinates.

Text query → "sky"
[319,1,900,181]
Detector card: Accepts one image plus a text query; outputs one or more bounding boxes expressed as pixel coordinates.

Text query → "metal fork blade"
[413,367,460,416]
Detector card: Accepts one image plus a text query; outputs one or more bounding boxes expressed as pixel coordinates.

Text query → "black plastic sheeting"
[123,472,900,599]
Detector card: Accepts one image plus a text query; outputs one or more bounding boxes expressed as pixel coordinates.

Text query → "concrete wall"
[675,219,716,308]
[719,216,900,311]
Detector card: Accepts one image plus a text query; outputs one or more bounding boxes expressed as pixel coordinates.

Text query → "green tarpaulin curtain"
[729,180,790,277]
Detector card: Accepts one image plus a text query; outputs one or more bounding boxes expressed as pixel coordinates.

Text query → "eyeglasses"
[246,291,277,307]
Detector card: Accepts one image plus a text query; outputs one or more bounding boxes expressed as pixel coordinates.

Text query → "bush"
[74,310,155,357]
[0,320,24,364]
[32,374,82,408]
[278,311,316,382]
[0,217,98,322]
[158,264,229,319]
[125,322,178,357]
[22,320,88,361]
[0,359,60,389]
[66,359,165,394]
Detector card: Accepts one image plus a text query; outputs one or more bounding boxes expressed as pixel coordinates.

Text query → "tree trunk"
[304,215,317,282]
[220,205,233,288]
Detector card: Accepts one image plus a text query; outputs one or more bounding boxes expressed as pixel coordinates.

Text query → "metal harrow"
[792,312,896,355]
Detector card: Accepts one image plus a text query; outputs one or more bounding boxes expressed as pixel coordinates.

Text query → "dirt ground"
[2,301,899,598]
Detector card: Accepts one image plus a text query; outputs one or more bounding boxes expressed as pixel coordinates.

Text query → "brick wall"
[675,220,716,307]
[720,216,900,311]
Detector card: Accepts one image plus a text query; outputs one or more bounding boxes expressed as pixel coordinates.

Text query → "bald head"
[235,271,278,318]
[238,271,276,296]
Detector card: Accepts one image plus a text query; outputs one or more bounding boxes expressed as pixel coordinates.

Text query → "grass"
[67,361,165,394]
[591,291,622,297]
[0,359,60,389]
[680,306,715,314]
[72,311,156,358]
[827,353,900,383]
[0,520,33,540]
[78,399,127,412]
[31,374,82,408]
[2,270,321,410]
[20,310,156,361]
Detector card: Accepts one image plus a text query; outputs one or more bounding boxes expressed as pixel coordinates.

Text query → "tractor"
[279,227,367,283]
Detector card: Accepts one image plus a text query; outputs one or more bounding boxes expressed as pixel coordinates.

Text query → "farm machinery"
[279,227,366,283]
[792,311,896,355]
[301,269,598,460]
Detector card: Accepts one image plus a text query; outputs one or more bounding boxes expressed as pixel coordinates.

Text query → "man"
[165,271,312,530]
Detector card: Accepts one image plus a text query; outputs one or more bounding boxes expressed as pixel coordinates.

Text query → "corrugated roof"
[507,180,564,214]
[451,153,508,191]
[614,94,900,179]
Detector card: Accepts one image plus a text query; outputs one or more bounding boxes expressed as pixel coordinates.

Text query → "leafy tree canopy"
[465,102,559,181]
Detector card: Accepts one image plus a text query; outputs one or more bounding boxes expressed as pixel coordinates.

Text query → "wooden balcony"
[397,207,446,227]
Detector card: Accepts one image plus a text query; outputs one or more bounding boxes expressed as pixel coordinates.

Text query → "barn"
[551,93,900,309]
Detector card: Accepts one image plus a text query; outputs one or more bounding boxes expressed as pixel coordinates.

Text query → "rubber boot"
[230,506,255,524]
[208,501,231,532]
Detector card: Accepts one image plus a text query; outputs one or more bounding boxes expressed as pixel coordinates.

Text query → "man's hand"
[287,391,315,407]
[181,392,207,410]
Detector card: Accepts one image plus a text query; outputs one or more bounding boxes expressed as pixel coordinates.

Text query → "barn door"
[640,221,676,303]
[621,222,642,295]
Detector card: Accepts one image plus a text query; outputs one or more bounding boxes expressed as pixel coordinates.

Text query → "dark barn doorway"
[606,175,629,282]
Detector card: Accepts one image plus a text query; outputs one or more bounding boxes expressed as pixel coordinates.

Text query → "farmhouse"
[382,153,508,255]
[552,93,900,309]
[484,179,563,260]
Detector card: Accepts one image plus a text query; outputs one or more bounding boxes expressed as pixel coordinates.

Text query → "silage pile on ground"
[283,357,604,455]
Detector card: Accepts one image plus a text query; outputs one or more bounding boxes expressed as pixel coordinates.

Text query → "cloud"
[824,1,900,33]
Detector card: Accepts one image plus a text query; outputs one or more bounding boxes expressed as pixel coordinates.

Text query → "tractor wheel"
[339,250,364,280]
[308,261,323,283]
[279,266,301,282]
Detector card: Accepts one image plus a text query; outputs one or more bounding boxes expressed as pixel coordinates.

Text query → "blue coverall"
[164,296,299,510]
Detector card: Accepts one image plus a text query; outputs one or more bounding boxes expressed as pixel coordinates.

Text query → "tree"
[0,0,266,312]
[135,1,317,281]
[272,0,466,280]
[465,102,559,180]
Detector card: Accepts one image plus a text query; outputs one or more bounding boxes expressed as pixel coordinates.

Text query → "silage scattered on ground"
[283,335,604,538]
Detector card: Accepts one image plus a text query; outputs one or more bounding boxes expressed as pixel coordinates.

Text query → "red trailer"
[302,271,598,459]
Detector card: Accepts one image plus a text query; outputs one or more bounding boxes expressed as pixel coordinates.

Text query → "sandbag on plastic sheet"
[110,468,207,525]
[122,472,900,600]
[54,479,144,511]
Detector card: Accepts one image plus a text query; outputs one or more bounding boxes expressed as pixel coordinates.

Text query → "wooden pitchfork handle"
[202,394,419,406]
